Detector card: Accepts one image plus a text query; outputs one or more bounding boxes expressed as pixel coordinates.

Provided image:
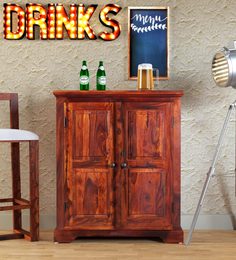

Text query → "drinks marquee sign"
[3,3,122,41]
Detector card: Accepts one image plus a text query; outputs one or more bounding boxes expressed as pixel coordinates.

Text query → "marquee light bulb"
[3,3,122,41]
[26,3,47,39]
[56,4,77,39]
[4,3,25,40]
[78,4,97,40]
[99,4,122,41]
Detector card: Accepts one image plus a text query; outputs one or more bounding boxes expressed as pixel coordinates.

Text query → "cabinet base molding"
[54,228,184,243]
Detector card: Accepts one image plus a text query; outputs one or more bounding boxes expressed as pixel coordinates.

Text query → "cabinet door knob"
[110,163,116,168]
[121,162,128,169]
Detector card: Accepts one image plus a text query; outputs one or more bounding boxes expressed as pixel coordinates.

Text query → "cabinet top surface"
[53,90,184,98]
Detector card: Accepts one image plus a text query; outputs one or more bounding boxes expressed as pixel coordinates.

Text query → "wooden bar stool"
[0,93,39,241]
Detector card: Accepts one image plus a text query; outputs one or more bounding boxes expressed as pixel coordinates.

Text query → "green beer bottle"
[96,61,106,90]
[80,60,89,90]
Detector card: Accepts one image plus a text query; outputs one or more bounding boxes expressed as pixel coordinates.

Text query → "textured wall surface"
[0,0,236,227]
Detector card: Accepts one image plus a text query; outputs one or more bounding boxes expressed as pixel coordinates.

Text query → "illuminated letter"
[47,4,56,39]
[78,4,97,40]
[56,4,77,39]
[26,4,47,40]
[99,4,122,41]
[4,4,25,40]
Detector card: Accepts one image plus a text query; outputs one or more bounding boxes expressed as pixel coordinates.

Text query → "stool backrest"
[0,93,19,129]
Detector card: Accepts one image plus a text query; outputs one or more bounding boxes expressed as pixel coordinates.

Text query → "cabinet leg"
[159,230,184,243]
[54,229,78,243]
[29,141,39,241]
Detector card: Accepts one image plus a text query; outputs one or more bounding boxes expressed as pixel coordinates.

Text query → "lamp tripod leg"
[185,100,236,246]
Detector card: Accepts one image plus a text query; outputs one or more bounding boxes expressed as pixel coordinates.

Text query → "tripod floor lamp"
[185,43,236,245]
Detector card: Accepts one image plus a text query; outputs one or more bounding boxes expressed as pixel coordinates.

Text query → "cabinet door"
[65,102,115,230]
[120,102,173,230]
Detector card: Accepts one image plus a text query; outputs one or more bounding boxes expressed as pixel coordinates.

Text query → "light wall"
[0,0,236,230]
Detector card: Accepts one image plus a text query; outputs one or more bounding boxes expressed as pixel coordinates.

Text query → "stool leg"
[29,140,39,241]
[11,142,22,231]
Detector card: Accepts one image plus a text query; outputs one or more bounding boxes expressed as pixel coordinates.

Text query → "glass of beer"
[137,63,154,90]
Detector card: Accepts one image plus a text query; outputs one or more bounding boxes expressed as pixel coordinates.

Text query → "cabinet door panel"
[128,169,165,217]
[73,169,108,216]
[121,102,172,230]
[66,102,115,229]
[127,110,165,160]
[72,109,112,161]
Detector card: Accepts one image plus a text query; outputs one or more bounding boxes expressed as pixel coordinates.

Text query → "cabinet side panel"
[55,97,67,229]
[172,98,182,229]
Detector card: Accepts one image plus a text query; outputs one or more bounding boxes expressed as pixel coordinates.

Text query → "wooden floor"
[0,231,235,259]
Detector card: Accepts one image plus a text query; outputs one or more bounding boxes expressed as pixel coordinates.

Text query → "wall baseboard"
[181,214,235,230]
[0,214,234,231]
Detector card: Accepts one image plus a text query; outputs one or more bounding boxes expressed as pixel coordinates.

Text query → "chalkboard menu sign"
[128,7,169,80]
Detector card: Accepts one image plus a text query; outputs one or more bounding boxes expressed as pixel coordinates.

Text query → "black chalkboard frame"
[128,6,169,80]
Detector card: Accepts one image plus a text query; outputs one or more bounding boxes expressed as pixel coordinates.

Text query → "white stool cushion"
[0,129,39,141]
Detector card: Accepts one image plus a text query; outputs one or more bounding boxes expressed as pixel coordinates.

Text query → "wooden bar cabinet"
[53,90,183,243]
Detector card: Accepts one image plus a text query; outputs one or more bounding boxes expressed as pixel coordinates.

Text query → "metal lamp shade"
[212,47,236,88]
